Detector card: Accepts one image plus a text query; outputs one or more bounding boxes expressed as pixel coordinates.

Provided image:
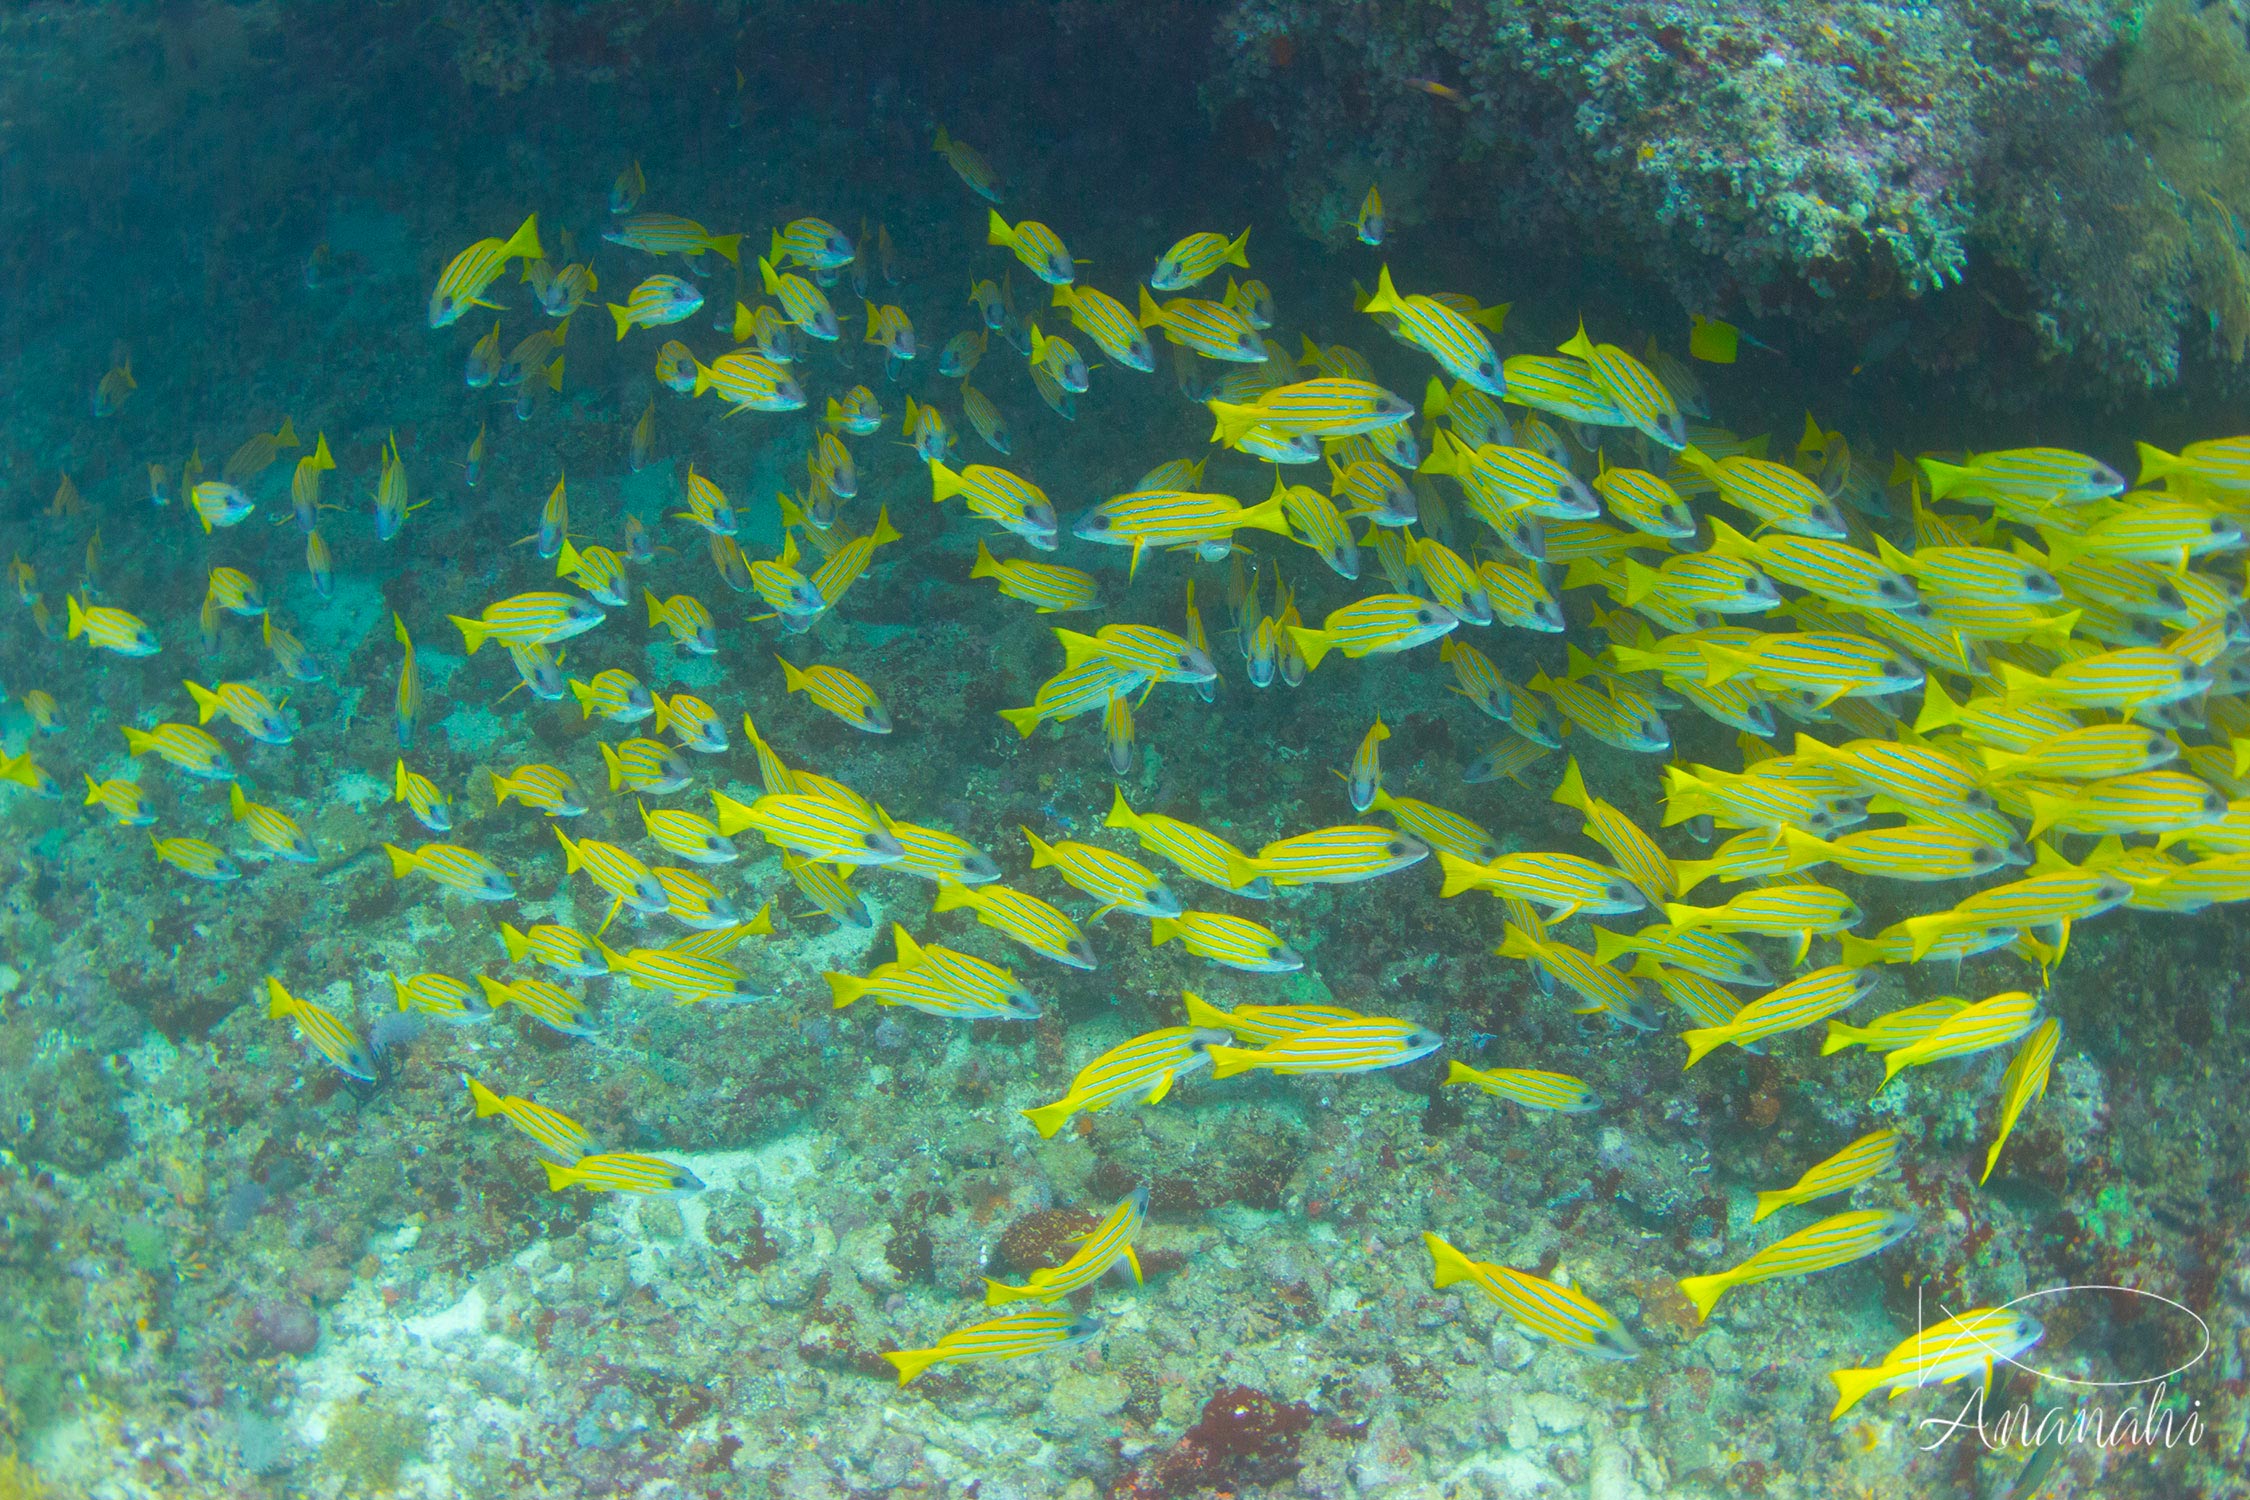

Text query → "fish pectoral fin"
[1121,1244,1143,1284]
[1142,1071,1175,1105]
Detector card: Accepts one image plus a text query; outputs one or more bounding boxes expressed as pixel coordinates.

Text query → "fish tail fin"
[121,726,156,756]
[1750,1189,1789,1224]
[1022,826,1061,868]
[1437,850,1490,899]
[501,213,543,264]
[1828,1366,1890,1421]
[1674,443,1721,485]
[1136,284,1163,329]
[2022,788,2070,839]
[183,679,221,723]
[1020,1097,1076,1138]
[1180,991,1233,1030]
[1204,1044,1261,1079]
[930,879,975,914]
[555,826,583,871]
[998,705,1043,737]
[984,209,1013,247]
[1918,456,1966,501]
[705,234,741,265]
[66,594,87,639]
[1495,921,1540,961]
[1820,1021,1865,1056]
[466,1075,507,1117]
[1442,1059,1477,1088]
[1148,915,1182,948]
[1679,1024,1733,1069]
[1102,784,1137,832]
[1051,628,1104,671]
[1225,226,1251,267]
[448,614,488,654]
[499,923,533,963]
[80,775,101,806]
[2134,440,2180,487]
[382,843,416,878]
[1553,755,1589,813]
[1286,625,1332,671]
[1557,319,1596,361]
[264,978,295,1019]
[1697,642,1752,687]
[1206,398,1257,445]
[540,1159,577,1192]
[1589,926,1634,965]
[1995,662,2047,699]
[1620,559,1664,606]
[871,507,902,548]
[824,971,869,1009]
[1423,1232,1477,1289]
[1913,677,1961,733]
[982,1277,1032,1308]
[1835,934,1883,970]
[1675,1272,1732,1321]
[1776,826,1833,874]
[1900,912,1954,961]
[1419,376,1453,420]
[228,781,249,821]
[598,741,626,791]
[927,458,965,504]
[884,1347,944,1386]
[1364,263,1403,316]
[607,303,633,340]
[1703,516,1756,559]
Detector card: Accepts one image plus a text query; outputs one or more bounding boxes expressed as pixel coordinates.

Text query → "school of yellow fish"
[20,126,2249,1408]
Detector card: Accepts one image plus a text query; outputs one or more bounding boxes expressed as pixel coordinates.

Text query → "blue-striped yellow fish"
[987,209,1074,283]
[1557,323,1683,447]
[1752,1129,1901,1222]
[934,879,1095,968]
[1424,1233,1639,1360]
[544,1152,704,1198]
[1254,825,1428,886]
[1496,923,1658,1029]
[266,977,376,1079]
[1021,1025,1228,1136]
[1680,966,1876,1067]
[1981,1017,2061,1183]
[1676,1208,1918,1319]
[1828,1306,2045,1419]
[1676,445,1846,537]
[465,1074,591,1160]
[1878,991,2042,1090]
[985,1187,1146,1305]
[1149,911,1301,972]
[1590,924,1773,987]
[970,540,1098,612]
[1206,1016,1443,1077]
[884,1306,1100,1385]
[1444,1060,1602,1114]
[429,213,541,326]
[1105,788,1270,897]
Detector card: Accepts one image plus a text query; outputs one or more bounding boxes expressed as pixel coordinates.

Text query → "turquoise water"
[0,7,2243,1499]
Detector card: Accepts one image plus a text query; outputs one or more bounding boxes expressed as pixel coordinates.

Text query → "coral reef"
[1206,0,2250,405]
[0,2,2245,1498]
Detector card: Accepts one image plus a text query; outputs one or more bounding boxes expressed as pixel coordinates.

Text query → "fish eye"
[1416,609,1435,624]
[1386,841,1408,857]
